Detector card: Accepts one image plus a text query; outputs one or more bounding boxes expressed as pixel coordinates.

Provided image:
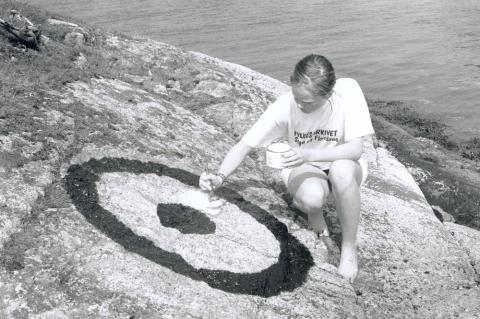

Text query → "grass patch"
[459,137,480,161]
[0,0,139,184]
[0,0,122,94]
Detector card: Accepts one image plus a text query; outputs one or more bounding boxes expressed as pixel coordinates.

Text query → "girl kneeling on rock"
[199,54,375,283]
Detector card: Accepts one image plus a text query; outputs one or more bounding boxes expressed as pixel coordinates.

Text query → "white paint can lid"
[267,142,291,153]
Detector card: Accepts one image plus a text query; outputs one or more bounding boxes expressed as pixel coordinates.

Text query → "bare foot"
[338,244,358,283]
[308,212,329,238]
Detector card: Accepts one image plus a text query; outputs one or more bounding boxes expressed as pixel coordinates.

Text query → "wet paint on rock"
[64,157,313,297]
[157,203,216,235]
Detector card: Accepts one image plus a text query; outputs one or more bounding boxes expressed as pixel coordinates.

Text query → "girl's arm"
[199,140,253,191]
[217,140,253,177]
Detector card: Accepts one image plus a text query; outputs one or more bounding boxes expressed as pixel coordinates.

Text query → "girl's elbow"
[349,151,362,161]
[350,143,364,160]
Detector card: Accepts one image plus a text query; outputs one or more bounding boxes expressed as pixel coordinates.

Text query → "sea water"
[25,0,480,142]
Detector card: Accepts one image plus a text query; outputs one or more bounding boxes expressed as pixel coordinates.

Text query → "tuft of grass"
[0,0,133,178]
[459,137,480,161]
[0,0,122,88]
[0,0,126,131]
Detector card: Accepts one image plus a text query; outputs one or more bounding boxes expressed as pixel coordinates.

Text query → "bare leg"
[287,164,330,237]
[329,159,363,283]
[308,210,329,237]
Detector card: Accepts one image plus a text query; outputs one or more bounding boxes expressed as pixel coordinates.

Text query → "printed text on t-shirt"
[294,129,339,146]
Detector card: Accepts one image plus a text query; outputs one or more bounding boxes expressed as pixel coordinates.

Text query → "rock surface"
[444,222,480,276]
[0,32,479,319]
[371,114,480,231]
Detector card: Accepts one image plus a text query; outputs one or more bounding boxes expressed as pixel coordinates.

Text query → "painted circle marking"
[65,157,313,297]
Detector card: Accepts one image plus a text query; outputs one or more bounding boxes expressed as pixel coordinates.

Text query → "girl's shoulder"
[276,90,295,103]
[333,78,365,102]
[262,90,293,120]
[271,90,295,110]
[334,78,361,92]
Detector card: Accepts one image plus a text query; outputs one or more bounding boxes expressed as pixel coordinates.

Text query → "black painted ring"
[64,157,313,297]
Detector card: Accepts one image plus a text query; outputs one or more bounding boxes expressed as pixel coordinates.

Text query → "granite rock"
[0,33,479,319]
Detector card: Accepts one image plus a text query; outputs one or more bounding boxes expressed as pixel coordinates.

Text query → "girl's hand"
[282,148,307,168]
[199,172,224,192]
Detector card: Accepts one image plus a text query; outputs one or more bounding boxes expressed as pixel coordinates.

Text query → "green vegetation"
[459,137,480,161]
[0,0,120,92]
[0,0,134,174]
[368,99,480,162]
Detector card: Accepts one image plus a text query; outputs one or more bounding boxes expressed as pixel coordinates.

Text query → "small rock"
[106,35,120,48]
[125,74,146,85]
[73,52,87,69]
[166,79,180,90]
[431,205,455,223]
[40,35,51,45]
[64,32,85,47]
[153,83,168,94]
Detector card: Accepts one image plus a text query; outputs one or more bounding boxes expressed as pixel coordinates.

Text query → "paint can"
[266,142,291,169]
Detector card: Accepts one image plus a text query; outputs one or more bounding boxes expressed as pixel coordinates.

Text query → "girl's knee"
[286,164,330,213]
[292,188,327,212]
[329,160,362,190]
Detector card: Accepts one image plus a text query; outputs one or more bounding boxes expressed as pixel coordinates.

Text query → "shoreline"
[368,99,480,160]
[1,1,479,232]
[187,51,480,230]
[21,0,480,143]
[1,2,479,316]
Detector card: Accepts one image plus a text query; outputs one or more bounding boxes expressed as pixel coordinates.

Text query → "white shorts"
[280,158,369,187]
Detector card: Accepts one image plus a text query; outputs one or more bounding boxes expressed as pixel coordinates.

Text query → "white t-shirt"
[242,78,375,169]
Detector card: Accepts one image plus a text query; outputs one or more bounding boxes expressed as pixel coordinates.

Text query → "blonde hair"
[290,54,336,97]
